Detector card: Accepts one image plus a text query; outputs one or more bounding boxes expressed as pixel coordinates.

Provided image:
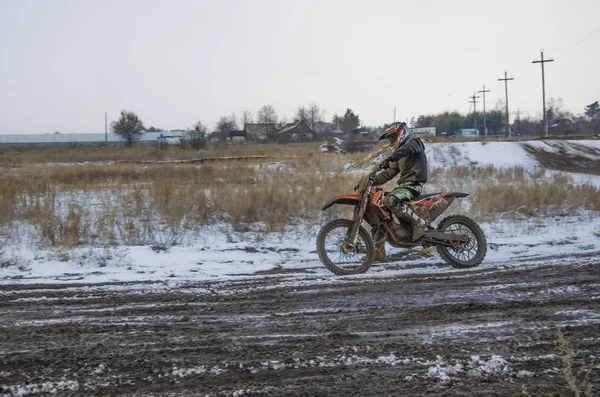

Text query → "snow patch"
[2,381,79,396]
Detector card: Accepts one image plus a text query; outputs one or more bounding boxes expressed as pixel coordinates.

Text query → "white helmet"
[379,122,411,149]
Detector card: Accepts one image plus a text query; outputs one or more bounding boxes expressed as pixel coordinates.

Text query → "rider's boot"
[405,203,426,241]
[374,242,387,262]
[391,203,426,242]
[409,212,426,241]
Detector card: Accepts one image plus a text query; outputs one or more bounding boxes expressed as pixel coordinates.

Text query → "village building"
[276,119,316,143]
[227,121,316,143]
[227,129,246,143]
[241,123,277,142]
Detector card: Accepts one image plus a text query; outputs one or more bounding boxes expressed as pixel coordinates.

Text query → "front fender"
[321,194,361,211]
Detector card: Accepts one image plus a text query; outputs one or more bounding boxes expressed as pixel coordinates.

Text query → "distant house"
[157,132,185,145]
[347,127,378,141]
[550,118,578,134]
[276,120,316,143]
[411,127,437,137]
[227,130,246,142]
[453,128,480,138]
[313,121,347,139]
[312,121,335,138]
[243,123,277,142]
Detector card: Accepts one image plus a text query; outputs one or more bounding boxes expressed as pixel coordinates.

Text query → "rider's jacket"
[373,137,428,186]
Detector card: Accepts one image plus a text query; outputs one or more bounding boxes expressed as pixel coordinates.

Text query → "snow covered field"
[1,139,599,396]
[1,139,598,285]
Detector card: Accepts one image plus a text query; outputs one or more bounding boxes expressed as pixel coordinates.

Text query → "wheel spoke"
[444,222,479,263]
[323,225,369,270]
[434,216,486,269]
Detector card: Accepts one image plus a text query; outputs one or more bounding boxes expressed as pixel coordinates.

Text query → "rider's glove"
[378,157,392,170]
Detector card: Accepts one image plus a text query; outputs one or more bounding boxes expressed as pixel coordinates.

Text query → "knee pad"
[384,194,406,210]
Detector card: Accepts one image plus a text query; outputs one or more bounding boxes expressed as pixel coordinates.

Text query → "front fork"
[347,179,373,247]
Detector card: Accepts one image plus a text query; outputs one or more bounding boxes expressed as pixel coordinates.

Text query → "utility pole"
[478,85,491,138]
[105,112,108,143]
[532,50,554,137]
[469,92,480,132]
[498,71,514,138]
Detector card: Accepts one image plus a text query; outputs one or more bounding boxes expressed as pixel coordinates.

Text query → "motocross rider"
[374,122,428,241]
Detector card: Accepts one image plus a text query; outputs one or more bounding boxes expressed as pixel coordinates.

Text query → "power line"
[477,85,491,138]
[469,92,480,131]
[548,22,600,52]
[578,46,600,59]
[532,51,554,137]
[498,71,514,138]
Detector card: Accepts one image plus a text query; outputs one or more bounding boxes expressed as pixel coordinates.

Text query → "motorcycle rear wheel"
[317,219,375,275]
[436,215,487,268]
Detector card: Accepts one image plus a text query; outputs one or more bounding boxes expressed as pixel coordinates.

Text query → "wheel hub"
[450,234,472,250]
[340,240,356,254]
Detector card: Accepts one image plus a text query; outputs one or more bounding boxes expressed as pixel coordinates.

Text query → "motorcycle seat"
[382,191,443,202]
[412,192,443,201]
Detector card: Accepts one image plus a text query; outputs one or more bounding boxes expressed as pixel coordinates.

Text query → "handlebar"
[369,167,379,179]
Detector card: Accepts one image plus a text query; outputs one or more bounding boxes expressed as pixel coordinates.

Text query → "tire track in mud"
[1,256,599,396]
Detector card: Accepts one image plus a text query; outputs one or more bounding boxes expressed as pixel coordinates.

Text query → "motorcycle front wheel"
[317,219,375,276]
[436,215,487,268]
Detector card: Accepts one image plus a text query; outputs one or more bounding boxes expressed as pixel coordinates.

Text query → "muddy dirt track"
[522,140,600,176]
[1,255,599,396]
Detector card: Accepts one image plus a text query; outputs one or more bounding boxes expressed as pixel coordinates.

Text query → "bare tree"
[187,121,208,150]
[295,103,324,128]
[278,115,289,129]
[215,116,235,141]
[230,113,239,130]
[111,110,145,146]
[241,110,253,126]
[257,105,277,124]
[295,106,309,122]
[547,97,573,120]
[307,103,324,129]
[257,105,278,141]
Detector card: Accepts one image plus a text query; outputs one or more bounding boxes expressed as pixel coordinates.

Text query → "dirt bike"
[317,171,487,275]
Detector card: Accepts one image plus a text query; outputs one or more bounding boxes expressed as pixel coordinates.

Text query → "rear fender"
[413,192,470,222]
[321,194,361,211]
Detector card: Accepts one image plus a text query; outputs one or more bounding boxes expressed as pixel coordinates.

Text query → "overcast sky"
[1,0,599,134]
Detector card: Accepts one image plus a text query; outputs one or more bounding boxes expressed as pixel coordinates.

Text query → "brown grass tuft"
[429,166,600,220]
[556,328,595,397]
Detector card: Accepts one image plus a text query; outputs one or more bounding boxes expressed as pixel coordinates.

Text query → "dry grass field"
[1,142,599,250]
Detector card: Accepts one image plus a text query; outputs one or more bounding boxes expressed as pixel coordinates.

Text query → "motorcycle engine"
[392,222,410,241]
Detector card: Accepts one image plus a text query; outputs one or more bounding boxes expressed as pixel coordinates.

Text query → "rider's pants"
[383,182,426,241]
